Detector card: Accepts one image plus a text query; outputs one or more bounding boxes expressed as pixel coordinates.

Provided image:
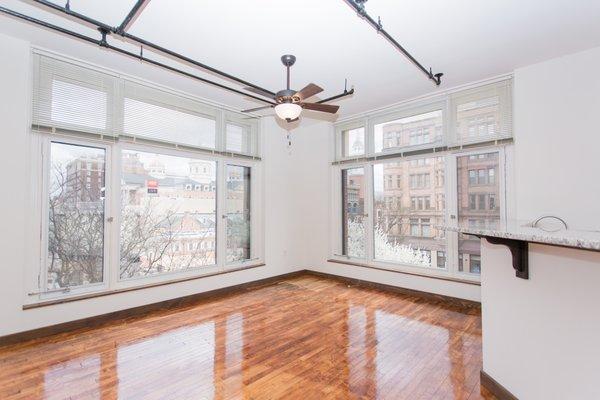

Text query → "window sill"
[23,262,266,310]
[327,258,480,286]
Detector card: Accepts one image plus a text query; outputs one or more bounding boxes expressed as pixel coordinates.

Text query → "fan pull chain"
[286,130,292,154]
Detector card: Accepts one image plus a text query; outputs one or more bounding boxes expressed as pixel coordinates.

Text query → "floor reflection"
[117,322,216,399]
[0,276,490,399]
[44,355,100,400]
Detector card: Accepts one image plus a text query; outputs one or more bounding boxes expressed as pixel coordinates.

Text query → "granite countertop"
[439,221,600,251]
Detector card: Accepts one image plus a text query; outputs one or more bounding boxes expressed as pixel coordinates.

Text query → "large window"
[342,167,366,258]
[373,157,446,269]
[29,53,262,303]
[46,142,106,290]
[120,150,217,280]
[226,165,251,263]
[333,80,511,281]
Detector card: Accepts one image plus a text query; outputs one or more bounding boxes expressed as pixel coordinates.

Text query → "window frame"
[35,135,113,301]
[114,142,222,287]
[329,145,509,283]
[222,161,261,268]
[334,119,369,161]
[27,132,264,304]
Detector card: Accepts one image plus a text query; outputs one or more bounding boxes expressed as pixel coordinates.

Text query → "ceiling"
[1,0,600,120]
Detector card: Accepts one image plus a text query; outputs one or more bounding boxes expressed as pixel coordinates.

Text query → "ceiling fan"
[242,55,339,122]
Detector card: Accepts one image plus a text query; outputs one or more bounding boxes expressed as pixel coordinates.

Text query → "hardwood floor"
[0,274,496,399]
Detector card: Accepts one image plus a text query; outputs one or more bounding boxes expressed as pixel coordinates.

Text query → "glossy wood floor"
[0,275,496,400]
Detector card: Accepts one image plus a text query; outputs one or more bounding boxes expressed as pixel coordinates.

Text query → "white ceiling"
[1,0,600,120]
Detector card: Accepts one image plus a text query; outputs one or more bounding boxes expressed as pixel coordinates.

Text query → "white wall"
[514,46,600,230]
[0,33,301,337]
[482,45,600,399]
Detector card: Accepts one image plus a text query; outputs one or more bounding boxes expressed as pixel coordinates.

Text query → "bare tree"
[47,163,105,288]
[47,161,216,287]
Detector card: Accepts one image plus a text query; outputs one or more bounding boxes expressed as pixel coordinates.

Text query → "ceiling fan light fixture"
[274,102,302,121]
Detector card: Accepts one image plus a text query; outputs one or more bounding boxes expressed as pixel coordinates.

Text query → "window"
[410,196,430,210]
[457,152,501,275]
[478,194,486,210]
[373,157,446,268]
[409,173,430,189]
[342,168,365,258]
[374,110,443,153]
[489,194,496,210]
[342,127,365,157]
[226,165,251,263]
[436,251,447,269]
[29,53,263,303]
[332,80,510,282]
[120,150,217,280]
[46,142,106,290]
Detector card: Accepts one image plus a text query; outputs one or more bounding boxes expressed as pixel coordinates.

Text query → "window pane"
[120,150,216,279]
[373,157,446,268]
[374,110,443,153]
[47,142,106,289]
[342,168,365,258]
[226,123,250,154]
[457,152,500,275]
[342,127,365,157]
[227,165,251,263]
[124,98,216,148]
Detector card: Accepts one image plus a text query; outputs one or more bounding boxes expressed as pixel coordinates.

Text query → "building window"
[436,251,447,269]
[409,173,430,189]
[489,194,496,210]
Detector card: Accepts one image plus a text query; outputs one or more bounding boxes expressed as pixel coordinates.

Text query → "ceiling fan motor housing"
[281,54,296,67]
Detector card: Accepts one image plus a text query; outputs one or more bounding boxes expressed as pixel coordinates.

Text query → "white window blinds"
[449,80,512,145]
[122,80,217,149]
[32,53,118,136]
[31,53,261,157]
[333,78,512,162]
[224,112,259,156]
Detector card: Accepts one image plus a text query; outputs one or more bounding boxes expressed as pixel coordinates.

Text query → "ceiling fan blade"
[301,102,339,114]
[294,83,323,101]
[243,86,276,99]
[242,105,273,113]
